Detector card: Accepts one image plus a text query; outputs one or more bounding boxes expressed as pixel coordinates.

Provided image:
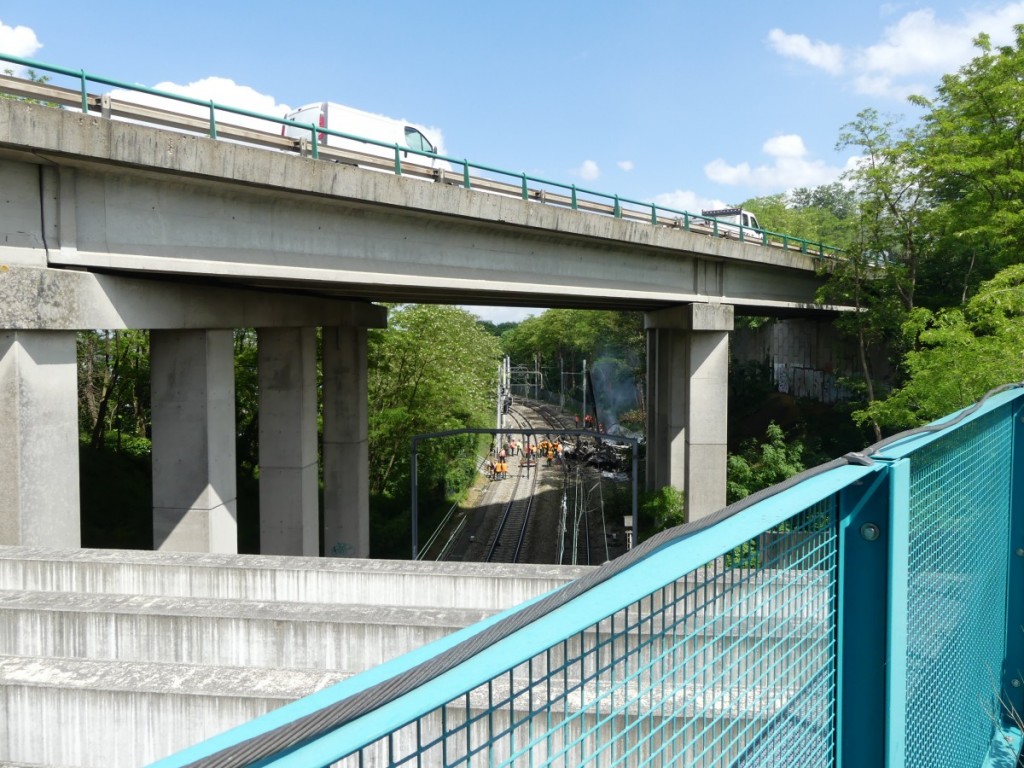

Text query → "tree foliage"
[913,26,1024,268]
[856,264,1024,430]
[727,422,805,504]
[834,26,1024,433]
[501,309,644,423]
[742,182,855,249]
[368,304,502,500]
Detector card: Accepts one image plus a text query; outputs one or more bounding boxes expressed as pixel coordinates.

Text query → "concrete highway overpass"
[0,90,837,557]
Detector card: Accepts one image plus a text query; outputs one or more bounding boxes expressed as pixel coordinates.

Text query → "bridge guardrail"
[0,54,841,261]
[152,384,1024,767]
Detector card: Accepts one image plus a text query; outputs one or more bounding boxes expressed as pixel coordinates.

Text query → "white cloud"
[767,28,845,74]
[574,159,600,180]
[617,160,635,172]
[0,19,42,60]
[112,76,290,133]
[704,133,856,190]
[650,188,727,214]
[770,2,1024,99]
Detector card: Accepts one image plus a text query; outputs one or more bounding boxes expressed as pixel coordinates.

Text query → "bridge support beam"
[323,326,371,558]
[258,327,319,556]
[0,330,81,547]
[151,329,238,553]
[645,303,733,522]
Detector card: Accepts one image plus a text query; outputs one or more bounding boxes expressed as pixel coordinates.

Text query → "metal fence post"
[885,458,911,765]
[1002,398,1024,727]
[837,464,892,766]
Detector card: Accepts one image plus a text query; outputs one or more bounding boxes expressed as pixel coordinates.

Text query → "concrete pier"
[646,304,733,521]
[150,329,238,553]
[0,330,80,548]
[258,327,319,556]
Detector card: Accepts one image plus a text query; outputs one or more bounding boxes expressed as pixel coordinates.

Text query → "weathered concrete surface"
[0,655,349,767]
[0,590,493,670]
[0,331,80,548]
[0,98,827,313]
[645,305,733,518]
[0,546,592,610]
[150,329,238,553]
[0,264,387,331]
[0,547,594,767]
[258,327,319,556]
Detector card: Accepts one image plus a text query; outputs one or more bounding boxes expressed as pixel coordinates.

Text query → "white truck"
[697,207,764,243]
[281,101,449,171]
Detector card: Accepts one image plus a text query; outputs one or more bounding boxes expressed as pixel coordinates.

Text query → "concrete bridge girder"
[0,97,826,313]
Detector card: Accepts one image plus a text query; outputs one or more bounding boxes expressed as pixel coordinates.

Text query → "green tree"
[501,309,644,424]
[742,183,855,248]
[912,26,1024,272]
[640,485,685,535]
[856,264,1024,430]
[368,304,502,499]
[77,330,150,450]
[727,422,805,504]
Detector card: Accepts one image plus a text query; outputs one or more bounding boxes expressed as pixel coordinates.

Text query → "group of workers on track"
[486,436,568,480]
[485,411,606,481]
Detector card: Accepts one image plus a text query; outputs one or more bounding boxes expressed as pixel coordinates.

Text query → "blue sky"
[3,1,1022,321]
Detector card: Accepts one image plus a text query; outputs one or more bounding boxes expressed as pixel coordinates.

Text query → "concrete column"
[645,326,686,494]
[645,304,733,522]
[150,329,237,553]
[0,331,80,547]
[257,327,318,556]
[322,325,370,558]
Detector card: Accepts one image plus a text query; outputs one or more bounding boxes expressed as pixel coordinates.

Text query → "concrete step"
[0,654,349,768]
[0,546,592,611]
[0,589,492,671]
[0,547,593,767]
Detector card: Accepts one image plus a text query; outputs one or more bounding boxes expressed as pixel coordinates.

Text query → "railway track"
[436,397,606,565]
[483,405,541,563]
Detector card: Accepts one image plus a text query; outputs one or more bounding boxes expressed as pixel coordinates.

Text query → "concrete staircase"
[0,546,591,768]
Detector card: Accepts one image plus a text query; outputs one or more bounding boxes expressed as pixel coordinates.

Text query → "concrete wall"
[732,318,891,403]
[0,546,593,767]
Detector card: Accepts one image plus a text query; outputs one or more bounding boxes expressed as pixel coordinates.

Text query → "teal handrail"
[0,53,842,259]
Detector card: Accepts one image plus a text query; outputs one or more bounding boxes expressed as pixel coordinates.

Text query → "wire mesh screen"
[903,405,1014,767]
[336,500,838,767]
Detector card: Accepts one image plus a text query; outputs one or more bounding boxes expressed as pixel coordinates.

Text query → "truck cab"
[699,208,764,243]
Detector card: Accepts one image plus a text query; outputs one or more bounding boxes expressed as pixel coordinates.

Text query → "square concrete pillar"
[646,327,687,493]
[684,330,730,520]
[257,327,318,556]
[150,329,237,553]
[0,331,80,547]
[323,325,370,558]
[645,304,733,522]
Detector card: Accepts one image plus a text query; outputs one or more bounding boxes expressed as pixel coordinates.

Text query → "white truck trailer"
[282,101,449,171]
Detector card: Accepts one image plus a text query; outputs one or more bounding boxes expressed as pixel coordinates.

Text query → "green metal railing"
[152,385,1024,767]
[0,54,841,259]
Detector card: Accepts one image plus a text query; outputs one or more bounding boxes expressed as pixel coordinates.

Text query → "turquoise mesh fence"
[154,387,1024,768]
[902,405,1014,766]
[324,501,839,767]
